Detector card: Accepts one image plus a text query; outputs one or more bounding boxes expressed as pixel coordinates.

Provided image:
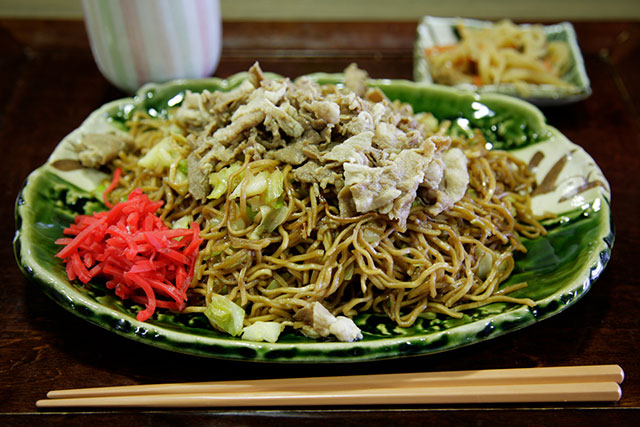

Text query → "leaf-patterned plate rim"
[14,74,612,362]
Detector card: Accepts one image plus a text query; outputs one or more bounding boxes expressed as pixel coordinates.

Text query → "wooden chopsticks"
[36,364,624,408]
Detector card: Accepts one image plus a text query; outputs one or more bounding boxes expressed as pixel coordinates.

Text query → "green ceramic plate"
[414,16,592,106]
[14,73,612,362]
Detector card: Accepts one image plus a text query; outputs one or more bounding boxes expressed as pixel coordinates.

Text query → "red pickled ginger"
[55,183,202,322]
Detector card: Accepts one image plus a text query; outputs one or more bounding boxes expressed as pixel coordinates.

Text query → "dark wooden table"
[1,19,639,425]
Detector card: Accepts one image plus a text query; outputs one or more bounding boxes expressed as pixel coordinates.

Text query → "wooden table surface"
[1,19,639,425]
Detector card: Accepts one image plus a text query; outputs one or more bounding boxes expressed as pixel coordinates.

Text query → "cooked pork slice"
[343,111,375,135]
[373,122,408,151]
[173,90,214,132]
[286,76,322,105]
[301,142,323,162]
[386,150,433,226]
[422,156,445,190]
[187,151,210,200]
[242,129,268,161]
[292,161,343,189]
[339,136,440,228]
[210,86,303,149]
[429,134,452,151]
[76,133,130,168]
[426,148,469,215]
[322,131,373,165]
[344,63,368,97]
[364,87,386,103]
[337,186,357,217]
[294,302,334,338]
[246,61,265,88]
[343,163,401,214]
[419,136,450,191]
[211,79,256,113]
[267,140,307,165]
[263,100,305,138]
[329,316,363,342]
[210,109,265,147]
[308,100,340,125]
[197,134,236,164]
[199,130,268,167]
[294,302,363,342]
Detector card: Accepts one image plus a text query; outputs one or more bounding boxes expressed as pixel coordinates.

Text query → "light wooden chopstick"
[36,364,624,408]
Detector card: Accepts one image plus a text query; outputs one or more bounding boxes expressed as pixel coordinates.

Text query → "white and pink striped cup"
[82,0,222,93]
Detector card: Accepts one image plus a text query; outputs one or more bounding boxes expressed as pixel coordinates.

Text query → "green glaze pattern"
[414,16,592,106]
[14,74,612,362]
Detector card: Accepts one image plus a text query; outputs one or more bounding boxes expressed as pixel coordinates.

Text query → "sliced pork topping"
[294,301,362,342]
[293,160,343,189]
[322,131,373,166]
[173,62,469,228]
[426,148,470,216]
[76,133,131,168]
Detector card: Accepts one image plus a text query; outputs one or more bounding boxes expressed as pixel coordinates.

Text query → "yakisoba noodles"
[89,64,545,342]
[426,19,574,95]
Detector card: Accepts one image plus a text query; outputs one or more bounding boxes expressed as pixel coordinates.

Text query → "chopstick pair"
[36,364,624,408]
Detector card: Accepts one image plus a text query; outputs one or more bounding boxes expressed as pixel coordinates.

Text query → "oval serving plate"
[14,73,612,362]
[414,16,592,106]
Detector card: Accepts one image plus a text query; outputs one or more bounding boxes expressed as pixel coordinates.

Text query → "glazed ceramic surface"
[414,16,592,106]
[14,73,612,362]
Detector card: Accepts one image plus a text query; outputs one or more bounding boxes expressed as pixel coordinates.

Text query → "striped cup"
[82,0,221,93]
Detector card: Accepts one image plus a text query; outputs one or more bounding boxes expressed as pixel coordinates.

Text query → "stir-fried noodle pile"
[102,64,545,338]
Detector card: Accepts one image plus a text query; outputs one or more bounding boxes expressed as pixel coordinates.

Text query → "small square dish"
[414,16,591,106]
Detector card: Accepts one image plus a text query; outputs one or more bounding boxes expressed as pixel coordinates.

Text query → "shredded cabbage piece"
[204,294,245,336]
[208,163,242,199]
[139,137,179,171]
[242,321,283,343]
